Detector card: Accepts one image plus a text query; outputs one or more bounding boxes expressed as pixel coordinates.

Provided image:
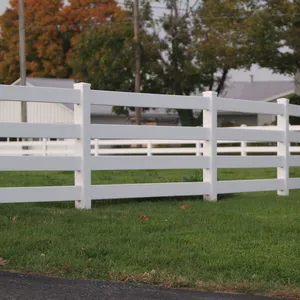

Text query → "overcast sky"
[0,0,293,82]
[0,1,7,14]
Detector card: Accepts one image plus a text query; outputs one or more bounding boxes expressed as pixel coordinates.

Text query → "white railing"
[2,137,300,156]
[2,124,300,157]
[0,83,300,209]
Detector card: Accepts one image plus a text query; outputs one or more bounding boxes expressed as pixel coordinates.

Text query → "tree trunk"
[208,73,214,90]
[177,109,203,127]
[295,69,300,96]
[216,68,229,96]
[177,110,195,126]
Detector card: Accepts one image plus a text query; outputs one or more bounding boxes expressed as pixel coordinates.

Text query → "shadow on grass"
[25,196,204,210]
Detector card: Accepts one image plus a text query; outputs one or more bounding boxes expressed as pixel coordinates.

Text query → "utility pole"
[19,0,27,122]
[133,0,141,125]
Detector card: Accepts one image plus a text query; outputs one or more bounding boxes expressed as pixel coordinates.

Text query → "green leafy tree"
[193,0,262,92]
[149,0,210,126]
[71,0,273,126]
[70,11,164,116]
[251,0,298,75]
[154,0,261,125]
[71,1,211,126]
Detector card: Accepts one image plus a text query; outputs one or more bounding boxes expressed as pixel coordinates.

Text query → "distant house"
[0,77,179,125]
[216,79,296,126]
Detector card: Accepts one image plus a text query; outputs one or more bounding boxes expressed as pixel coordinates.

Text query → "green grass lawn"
[0,168,300,297]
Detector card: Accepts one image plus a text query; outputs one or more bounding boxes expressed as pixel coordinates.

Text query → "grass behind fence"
[0,167,299,189]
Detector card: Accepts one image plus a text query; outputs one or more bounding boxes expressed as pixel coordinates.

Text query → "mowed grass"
[0,168,300,297]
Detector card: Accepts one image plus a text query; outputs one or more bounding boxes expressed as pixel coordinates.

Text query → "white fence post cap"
[277,98,290,104]
[202,91,218,97]
[73,82,91,89]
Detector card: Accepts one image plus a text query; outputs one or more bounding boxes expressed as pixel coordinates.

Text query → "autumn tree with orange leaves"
[0,0,121,84]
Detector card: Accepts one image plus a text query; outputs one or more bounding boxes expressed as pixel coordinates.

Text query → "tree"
[71,15,135,93]
[0,6,19,84]
[68,0,275,127]
[0,0,121,84]
[193,0,261,93]
[70,11,164,116]
[71,0,255,126]
[58,0,121,50]
[150,0,260,126]
[0,0,67,83]
[289,95,300,125]
[151,0,210,126]
[70,0,207,124]
[251,0,298,75]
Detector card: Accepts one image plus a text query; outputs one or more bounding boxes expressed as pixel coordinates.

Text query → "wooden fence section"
[0,83,300,209]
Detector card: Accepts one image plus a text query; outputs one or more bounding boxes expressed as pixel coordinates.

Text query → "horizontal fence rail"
[0,83,300,208]
[90,156,210,170]
[91,182,211,200]
[216,97,283,115]
[0,156,80,171]
[0,186,80,203]
[0,85,80,104]
[2,137,300,156]
[90,124,210,140]
[89,90,210,110]
[0,123,80,139]
[217,179,284,194]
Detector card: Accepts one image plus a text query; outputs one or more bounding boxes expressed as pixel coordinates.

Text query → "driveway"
[0,272,290,300]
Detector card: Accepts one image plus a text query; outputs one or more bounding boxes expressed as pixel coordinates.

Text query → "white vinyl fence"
[2,128,300,156]
[0,83,300,209]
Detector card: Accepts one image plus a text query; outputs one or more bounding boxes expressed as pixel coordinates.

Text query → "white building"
[0,77,179,125]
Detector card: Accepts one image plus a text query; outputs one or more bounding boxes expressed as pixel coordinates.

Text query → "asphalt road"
[0,272,289,300]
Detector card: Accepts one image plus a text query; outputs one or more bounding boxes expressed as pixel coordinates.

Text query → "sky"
[0,0,293,82]
[0,1,7,14]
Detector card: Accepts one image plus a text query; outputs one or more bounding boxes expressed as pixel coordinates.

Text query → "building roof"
[220,80,295,102]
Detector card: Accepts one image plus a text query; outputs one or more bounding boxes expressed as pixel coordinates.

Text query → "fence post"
[42,138,47,156]
[202,91,217,201]
[277,98,290,196]
[241,124,247,156]
[147,140,152,156]
[74,83,92,209]
[196,141,201,156]
[95,139,99,156]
